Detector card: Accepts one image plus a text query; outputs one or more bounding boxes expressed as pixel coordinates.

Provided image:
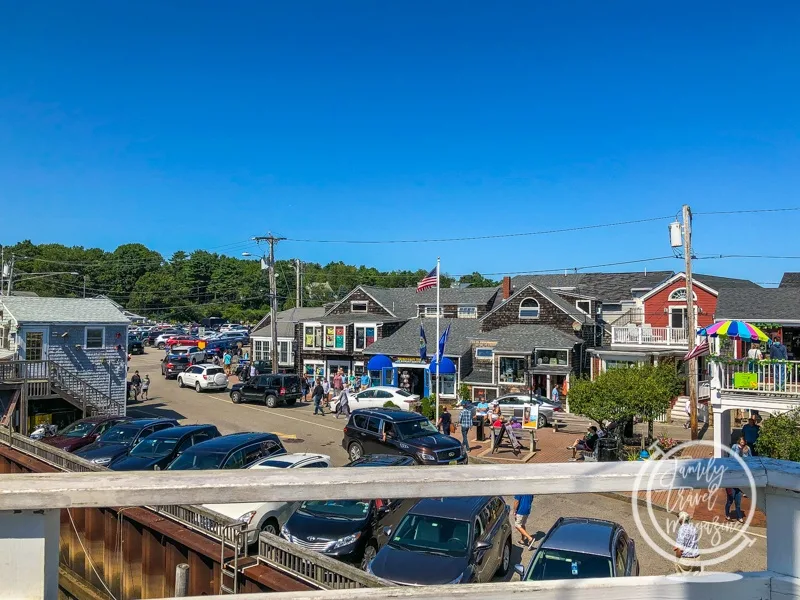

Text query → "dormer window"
[351,301,368,313]
[519,298,540,319]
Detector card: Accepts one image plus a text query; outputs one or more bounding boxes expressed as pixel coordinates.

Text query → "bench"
[552,412,593,433]
[490,426,537,453]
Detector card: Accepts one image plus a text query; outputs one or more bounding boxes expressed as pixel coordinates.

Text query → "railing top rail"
[0,458,794,511]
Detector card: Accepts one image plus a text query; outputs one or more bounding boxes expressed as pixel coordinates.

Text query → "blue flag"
[419,324,427,361]
[437,324,451,364]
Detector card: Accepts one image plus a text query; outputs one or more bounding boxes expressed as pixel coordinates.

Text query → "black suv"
[128,335,144,355]
[368,496,512,585]
[280,454,417,569]
[229,373,302,408]
[342,408,467,465]
[165,432,286,470]
[161,354,191,379]
[108,424,221,471]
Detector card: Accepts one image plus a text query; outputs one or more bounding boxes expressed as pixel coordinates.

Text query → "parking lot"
[126,350,767,577]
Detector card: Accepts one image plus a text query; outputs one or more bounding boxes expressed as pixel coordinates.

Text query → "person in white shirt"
[673,511,702,574]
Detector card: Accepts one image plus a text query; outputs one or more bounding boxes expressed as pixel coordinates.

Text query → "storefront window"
[305,363,325,378]
[499,357,526,383]
[435,374,456,396]
[324,326,346,349]
[536,349,569,366]
[279,341,290,364]
[473,387,498,402]
[304,326,322,348]
[335,326,345,349]
[354,326,376,350]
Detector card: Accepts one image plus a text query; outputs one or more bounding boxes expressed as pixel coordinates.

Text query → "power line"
[694,207,800,216]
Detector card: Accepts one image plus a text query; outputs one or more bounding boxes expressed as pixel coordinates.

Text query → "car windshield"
[299,500,370,519]
[98,425,140,444]
[130,437,179,458]
[395,419,439,438]
[166,451,227,470]
[58,421,96,438]
[395,390,412,397]
[171,349,188,355]
[256,459,295,468]
[526,549,613,580]
[390,514,470,557]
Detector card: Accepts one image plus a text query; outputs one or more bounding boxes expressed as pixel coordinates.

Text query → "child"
[142,374,150,401]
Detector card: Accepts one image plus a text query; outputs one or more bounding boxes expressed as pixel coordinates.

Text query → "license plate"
[449,460,457,465]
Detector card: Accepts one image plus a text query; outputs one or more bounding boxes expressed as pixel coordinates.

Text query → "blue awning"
[427,357,456,375]
[367,354,393,371]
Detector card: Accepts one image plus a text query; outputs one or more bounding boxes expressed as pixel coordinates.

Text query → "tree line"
[3,241,498,323]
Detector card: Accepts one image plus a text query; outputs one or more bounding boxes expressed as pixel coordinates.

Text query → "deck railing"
[719,359,800,396]
[611,326,689,347]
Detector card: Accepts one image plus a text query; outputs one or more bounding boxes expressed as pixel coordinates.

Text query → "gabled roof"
[251,307,326,338]
[692,274,761,290]
[779,273,800,288]
[639,272,719,302]
[511,272,673,303]
[1,297,129,324]
[481,283,594,326]
[716,288,800,322]
[363,318,482,358]
[472,324,582,353]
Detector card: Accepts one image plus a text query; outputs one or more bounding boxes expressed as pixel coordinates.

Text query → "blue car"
[109,424,220,471]
[74,418,178,466]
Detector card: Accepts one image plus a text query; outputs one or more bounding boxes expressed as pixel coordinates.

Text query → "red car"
[166,336,201,348]
[42,416,132,453]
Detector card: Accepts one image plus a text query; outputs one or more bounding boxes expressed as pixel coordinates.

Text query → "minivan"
[165,432,286,470]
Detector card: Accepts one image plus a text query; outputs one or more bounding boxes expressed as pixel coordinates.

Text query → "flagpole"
[435,257,441,424]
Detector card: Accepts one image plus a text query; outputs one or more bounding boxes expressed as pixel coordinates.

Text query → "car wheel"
[158,342,165,350]
[496,537,512,577]
[195,381,202,393]
[231,391,242,404]
[261,518,279,536]
[348,442,363,461]
[538,414,548,428]
[285,398,297,406]
[178,377,184,388]
[360,542,378,571]
[265,395,278,408]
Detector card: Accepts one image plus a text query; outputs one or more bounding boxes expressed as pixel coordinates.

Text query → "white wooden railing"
[719,359,800,396]
[612,326,689,347]
[1,459,800,599]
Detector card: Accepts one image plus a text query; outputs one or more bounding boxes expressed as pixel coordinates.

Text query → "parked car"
[280,454,417,569]
[74,418,178,465]
[42,416,132,453]
[178,364,229,392]
[161,354,192,379]
[147,328,180,347]
[492,393,562,428]
[169,345,207,365]
[229,373,303,408]
[342,408,467,465]
[215,331,250,345]
[166,335,202,349]
[127,335,144,355]
[109,425,221,471]
[204,453,332,544]
[367,496,512,584]
[516,517,640,581]
[165,432,286,470]
[330,386,419,413]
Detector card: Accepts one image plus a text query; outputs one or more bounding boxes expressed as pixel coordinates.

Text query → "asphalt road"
[126,351,767,578]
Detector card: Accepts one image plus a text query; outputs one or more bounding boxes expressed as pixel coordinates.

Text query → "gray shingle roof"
[716,288,800,322]
[462,367,493,385]
[251,307,326,338]
[780,273,800,288]
[472,324,582,353]
[511,272,673,302]
[346,286,500,319]
[692,274,761,290]
[483,283,594,325]
[363,318,482,358]
[318,314,403,325]
[1,297,129,324]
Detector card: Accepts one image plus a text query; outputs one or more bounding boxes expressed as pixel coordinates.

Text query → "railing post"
[766,478,800,579]
[0,509,60,598]
[667,328,672,345]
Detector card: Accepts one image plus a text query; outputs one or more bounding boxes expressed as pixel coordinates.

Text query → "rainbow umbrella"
[699,320,769,342]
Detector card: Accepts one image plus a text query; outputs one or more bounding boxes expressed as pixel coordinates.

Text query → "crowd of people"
[304,368,373,419]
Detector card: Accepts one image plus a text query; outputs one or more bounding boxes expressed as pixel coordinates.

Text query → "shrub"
[383,401,400,409]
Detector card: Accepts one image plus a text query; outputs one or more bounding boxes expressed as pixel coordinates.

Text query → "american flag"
[683,340,710,361]
[416,266,438,292]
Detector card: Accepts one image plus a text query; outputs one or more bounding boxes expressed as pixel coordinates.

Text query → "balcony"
[611,325,689,348]
[1,454,800,599]
[716,359,800,409]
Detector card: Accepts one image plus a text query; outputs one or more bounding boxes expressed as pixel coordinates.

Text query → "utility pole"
[83,274,87,298]
[6,254,15,296]
[254,234,285,374]
[682,204,698,440]
[0,246,4,296]
[295,259,302,308]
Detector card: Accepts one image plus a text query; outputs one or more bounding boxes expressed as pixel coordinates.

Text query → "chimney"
[502,276,512,300]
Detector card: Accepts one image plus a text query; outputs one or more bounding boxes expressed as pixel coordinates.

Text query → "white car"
[330,386,419,412]
[177,364,228,392]
[170,345,207,365]
[203,453,331,544]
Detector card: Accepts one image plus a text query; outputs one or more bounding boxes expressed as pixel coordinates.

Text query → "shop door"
[22,328,48,379]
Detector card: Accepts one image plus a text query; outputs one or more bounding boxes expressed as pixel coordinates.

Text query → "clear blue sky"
[2,1,799,283]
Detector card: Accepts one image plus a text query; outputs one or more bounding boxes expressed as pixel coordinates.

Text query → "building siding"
[329,290,394,318]
[643,278,717,329]
[481,288,582,335]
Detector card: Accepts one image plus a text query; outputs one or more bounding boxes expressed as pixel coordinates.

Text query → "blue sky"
[1,1,799,283]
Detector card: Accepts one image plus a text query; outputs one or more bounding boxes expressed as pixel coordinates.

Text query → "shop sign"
[395,356,425,363]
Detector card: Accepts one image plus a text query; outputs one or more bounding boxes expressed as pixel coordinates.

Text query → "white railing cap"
[0,458,788,511]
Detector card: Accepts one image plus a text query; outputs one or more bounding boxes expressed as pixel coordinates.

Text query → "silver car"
[493,394,562,427]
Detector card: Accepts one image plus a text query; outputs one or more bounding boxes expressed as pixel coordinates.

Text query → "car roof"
[186,432,280,453]
[143,425,215,439]
[113,418,175,428]
[540,518,618,556]
[76,415,129,425]
[364,386,404,392]
[346,454,417,467]
[409,497,493,520]
[172,345,198,350]
[351,408,425,422]
[249,453,329,469]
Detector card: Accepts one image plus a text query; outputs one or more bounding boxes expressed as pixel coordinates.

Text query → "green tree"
[458,272,499,288]
[756,408,800,461]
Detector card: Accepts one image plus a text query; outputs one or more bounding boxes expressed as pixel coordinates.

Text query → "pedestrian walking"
[312,379,326,416]
[725,486,744,523]
[223,351,232,376]
[335,386,351,419]
[459,400,474,452]
[551,384,560,404]
[333,369,344,393]
[673,512,702,574]
[437,406,453,434]
[512,494,536,549]
[742,417,760,456]
[130,371,142,401]
[141,375,150,401]
[322,378,331,408]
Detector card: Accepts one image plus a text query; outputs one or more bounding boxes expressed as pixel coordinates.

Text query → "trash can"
[597,437,619,462]
[475,419,485,442]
